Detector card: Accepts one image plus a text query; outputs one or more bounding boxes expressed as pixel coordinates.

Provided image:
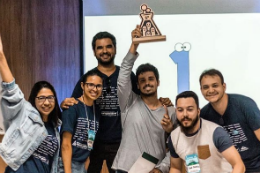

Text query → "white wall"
[83,13,260,107]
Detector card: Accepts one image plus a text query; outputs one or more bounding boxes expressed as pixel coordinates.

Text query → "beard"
[140,84,157,97]
[96,53,115,66]
[177,114,199,133]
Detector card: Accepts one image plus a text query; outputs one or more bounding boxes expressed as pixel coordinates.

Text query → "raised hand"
[130,25,142,54]
[161,105,174,133]
[0,34,14,83]
[0,34,4,59]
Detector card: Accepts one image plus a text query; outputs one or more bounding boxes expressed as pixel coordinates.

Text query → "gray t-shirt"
[112,52,176,173]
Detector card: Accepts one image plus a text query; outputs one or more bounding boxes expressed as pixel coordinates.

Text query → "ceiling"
[83,0,260,16]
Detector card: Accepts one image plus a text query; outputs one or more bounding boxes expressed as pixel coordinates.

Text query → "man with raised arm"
[112,25,175,173]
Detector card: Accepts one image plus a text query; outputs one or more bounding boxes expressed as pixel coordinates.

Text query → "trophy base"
[132,35,166,44]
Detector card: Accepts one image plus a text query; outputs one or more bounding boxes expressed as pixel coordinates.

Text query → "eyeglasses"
[36,96,55,103]
[85,83,103,90]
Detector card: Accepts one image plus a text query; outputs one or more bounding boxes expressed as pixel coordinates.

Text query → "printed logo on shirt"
[223,123,247,146]
[32,135,58,165]
[238,146,249,152]
[96,87,120,113]
[72,117,98,151]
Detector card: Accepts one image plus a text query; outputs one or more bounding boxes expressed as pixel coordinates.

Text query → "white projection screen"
[82,0,260,107]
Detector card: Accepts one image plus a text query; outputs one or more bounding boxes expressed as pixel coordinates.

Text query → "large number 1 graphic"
[169,43,191,94]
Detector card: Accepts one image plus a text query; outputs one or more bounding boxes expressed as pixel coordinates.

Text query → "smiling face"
[81,75,103,104]
[94,38,116,66]
[200,75,226,104]
[137,71,159,97]
[35,88,55,118]
[176,97,200,134]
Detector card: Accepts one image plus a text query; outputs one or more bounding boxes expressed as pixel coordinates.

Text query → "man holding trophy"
[111,25,175,173]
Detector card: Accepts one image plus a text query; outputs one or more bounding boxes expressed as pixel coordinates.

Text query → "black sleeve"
[168,135,179,158]
[71,75,84,98]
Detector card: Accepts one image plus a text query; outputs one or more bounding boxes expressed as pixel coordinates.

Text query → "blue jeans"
[58,157,87,173]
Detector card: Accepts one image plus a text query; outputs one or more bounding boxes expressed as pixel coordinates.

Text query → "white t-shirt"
[0,75,4,134]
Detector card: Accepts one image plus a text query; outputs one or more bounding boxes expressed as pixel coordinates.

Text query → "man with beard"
[199,69,260,173]
[111,26,176,173]
[61,31,139,173]
[61,31,172,173]
[168,91,245,173]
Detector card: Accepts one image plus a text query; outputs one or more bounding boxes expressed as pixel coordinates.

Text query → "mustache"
[101,52,111,56]
[181,116,192,122]
[143,84,153,90]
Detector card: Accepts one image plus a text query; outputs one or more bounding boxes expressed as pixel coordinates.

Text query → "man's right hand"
[130,25,141,54]
[60,97,78,110]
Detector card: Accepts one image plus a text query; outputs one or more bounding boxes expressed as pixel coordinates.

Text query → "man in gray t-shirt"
[112,26,176,173]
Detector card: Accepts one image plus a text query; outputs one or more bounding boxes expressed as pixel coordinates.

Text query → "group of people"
[0,24,259,173]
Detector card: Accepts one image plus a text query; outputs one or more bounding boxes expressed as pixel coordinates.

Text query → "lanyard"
[82,96,96,132]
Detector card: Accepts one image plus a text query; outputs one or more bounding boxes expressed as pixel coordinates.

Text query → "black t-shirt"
[5,121,58,173]
[71,66,139,143]
[61,100,99,162]
[200,94,260,172]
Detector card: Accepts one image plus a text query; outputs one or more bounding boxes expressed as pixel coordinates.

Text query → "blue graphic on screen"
[169,43,191,94]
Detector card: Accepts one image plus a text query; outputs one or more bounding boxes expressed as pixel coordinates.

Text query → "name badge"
[185,153,201,173]
[87,130,95,150]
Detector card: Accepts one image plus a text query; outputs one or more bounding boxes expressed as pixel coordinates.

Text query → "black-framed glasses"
[36,96,55,103]
[85,83,103,90]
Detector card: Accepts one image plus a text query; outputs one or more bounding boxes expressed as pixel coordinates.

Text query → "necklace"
[82,95,96,132]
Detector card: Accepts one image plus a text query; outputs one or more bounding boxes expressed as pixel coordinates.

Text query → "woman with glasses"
[59,69,103,173]
[0,36,61,173]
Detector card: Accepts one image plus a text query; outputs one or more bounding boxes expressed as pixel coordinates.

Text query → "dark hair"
[199,68,224,85]
[136,63,159,81]
[82,69,103,83]
[92,31,116,50]
[175,91,199,108]
[28,81,61,126]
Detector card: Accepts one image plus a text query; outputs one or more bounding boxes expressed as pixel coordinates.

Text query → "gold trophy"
[133,4,166,44]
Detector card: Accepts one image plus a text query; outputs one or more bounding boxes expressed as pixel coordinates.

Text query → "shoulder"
[200,103,212,118]
[201,118,220,130]
[228,93,254,103]
[228,93,258,108]
[63,101,83,115]
[24,102,43,120]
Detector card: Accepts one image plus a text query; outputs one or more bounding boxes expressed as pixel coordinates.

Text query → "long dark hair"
[28,81,61,126]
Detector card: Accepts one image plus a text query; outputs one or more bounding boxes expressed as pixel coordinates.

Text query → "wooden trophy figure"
[133,4,166,44]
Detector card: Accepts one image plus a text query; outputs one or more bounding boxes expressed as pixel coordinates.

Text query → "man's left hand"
[159,97,173,107]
